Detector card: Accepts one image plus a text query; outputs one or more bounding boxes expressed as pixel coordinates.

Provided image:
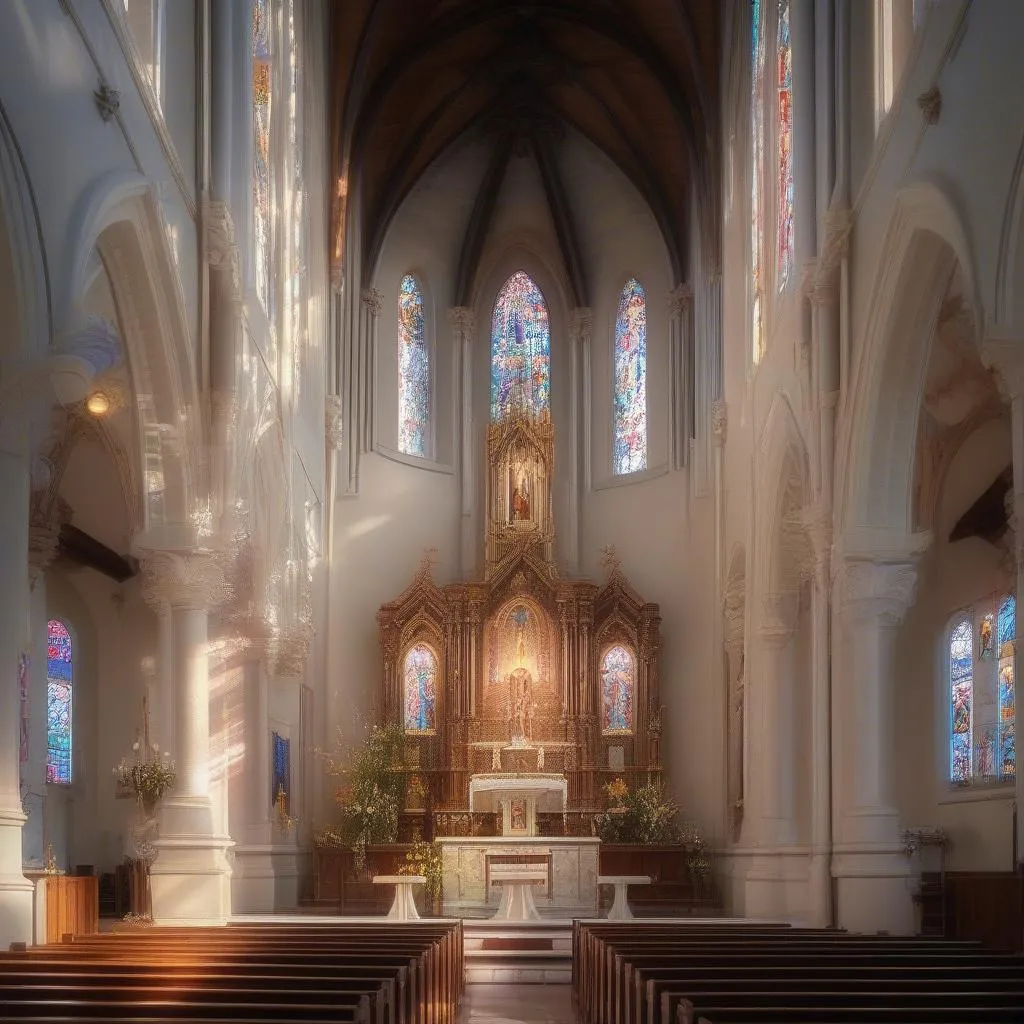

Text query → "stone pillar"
[0,443,34,945]
[448,308,476,578]
[669,284,693,470]
[722,578,745,842]
[139,551,234,925]
[567,307,592,573]
[980,338,1024,864]
[833,557,918,934]
[360,288,383,454]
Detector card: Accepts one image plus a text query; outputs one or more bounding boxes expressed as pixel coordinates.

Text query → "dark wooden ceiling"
[331,0,720,296]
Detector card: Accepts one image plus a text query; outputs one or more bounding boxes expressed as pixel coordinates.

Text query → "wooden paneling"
[944,871,1024,951]
[45,876,98,943]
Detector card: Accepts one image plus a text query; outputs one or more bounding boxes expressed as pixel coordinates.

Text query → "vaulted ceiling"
[331,0,721,300]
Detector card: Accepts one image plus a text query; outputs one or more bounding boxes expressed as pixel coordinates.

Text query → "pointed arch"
[600,643,636,735]
[397,273,430,455]
[613,278,648,474]
[490,271,550,422]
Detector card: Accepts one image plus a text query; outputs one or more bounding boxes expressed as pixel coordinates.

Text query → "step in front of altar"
[463,920,572,983]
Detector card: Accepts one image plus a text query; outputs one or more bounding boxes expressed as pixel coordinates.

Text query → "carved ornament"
[361,287,384,318]
[917,86,942,126]
[447,307,477,336]
[139,549,233,611]
[325,393,343,450]
[94,80,120,122]
[204,199,242,308]
[569,307,593,344]
[669,282,693,317]
[838,560,918,625]
[712,399,728,447]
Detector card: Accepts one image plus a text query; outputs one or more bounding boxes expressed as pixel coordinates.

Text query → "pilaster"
[360,287,383,454]
[449,307,477,577]
[669,284,694,469]
[567,307,592,573]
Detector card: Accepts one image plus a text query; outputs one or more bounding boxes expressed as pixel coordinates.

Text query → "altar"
[468,773,567,837]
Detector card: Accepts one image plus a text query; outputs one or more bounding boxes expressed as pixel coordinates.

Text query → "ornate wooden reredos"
[377,409,662,813]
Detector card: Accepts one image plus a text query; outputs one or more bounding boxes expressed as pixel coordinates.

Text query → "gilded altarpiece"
[377,411,663,822]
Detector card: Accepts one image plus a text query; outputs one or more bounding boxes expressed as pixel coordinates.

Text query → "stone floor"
[460,982,577,1024]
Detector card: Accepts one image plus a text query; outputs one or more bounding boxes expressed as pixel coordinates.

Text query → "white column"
[448,307,476,578]
[0,445,34,945]
[360,287,383,454]
[832,557,918,934]
[139,551,234,926]
[980,338,1024,864]
[669,284,693,470]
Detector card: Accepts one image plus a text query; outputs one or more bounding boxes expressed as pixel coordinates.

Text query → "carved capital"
[980,337,1024,402]
[917,85,942,125]
[669,282,693,317]
[712,400,728,447]
[139,550,233,611]
[325,393,343,450]
[204,199,242,309]
[569,307,593,344]
[361,287,384,318]
[275,621,314,678]
[447,307,477,337]
[28,496,71,582]
[838,560,918,625]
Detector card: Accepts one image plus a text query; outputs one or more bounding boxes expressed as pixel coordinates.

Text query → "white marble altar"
[438,836,599,918]
[468,773,567,837]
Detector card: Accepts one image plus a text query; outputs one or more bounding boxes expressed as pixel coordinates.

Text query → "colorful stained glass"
[398,274,429,455]
[252,0,273,315]
[750,0,766,363]
[491,271,550,421]
[272,731,290,813]
[46,619,72,785]
[998,594,1016,780]
[601,645,635,735]
[949,618,972,783]
[776,0,794,289]
[979,612,995,659]
[613,279,648,475]
[404,644,437,734]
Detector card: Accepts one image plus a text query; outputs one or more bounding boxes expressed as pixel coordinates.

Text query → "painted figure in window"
[491,272,550,421]
[613,279,648,475]
[601,645,634,734]
[750,0,766,363]
[998,594,1016,779]
[776,0,794,288]
[979,613,994,659]
[510,467,531,522]
[404,644,437,733]
[398,274,429,456]
[510,799,527,833]
[975,727,996,778]
[949,618,972,783]
[46,620,73,785]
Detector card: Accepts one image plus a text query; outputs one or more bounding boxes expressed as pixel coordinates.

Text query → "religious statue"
[511,469,531,522]
[508,666,535,746]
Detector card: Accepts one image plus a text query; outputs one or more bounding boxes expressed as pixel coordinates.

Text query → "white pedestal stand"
[373,875,426,922]
[598,875,651,920]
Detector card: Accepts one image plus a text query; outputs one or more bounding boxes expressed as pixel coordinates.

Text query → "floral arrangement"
[596,779,681,844]
[398,839,444,903]
[319,722,408,870]
[115,754,177,808]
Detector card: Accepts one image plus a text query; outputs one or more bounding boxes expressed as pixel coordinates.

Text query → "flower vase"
[141,796,158,819]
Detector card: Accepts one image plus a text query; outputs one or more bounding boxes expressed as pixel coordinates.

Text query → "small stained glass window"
[491,272,550,422]
[46,620,73,785]
[750,0,766,363]
[949,597,1016,785]
[404,644,437,734]
[613,279,648,475]
[776,0,794,289]
[252,0,273,315]
[398,274,430,456]
[601,645,635,735]
[272,731,290,813]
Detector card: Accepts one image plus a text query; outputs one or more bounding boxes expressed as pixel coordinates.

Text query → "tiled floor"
[461,982,577,1024]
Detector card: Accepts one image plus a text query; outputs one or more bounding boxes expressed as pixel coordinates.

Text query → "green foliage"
[596,780,682,844]
[115,757,176,805]
[322,722,408,869]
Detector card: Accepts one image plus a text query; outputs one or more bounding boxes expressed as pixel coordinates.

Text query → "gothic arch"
[837,182,980,537]
[66,173,200,536]
[995,127,1024,333]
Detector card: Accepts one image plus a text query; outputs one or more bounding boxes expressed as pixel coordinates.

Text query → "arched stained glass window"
[949,597,1016,785]
[613,279,648,475]
[949,618,972,783]
[404,643,437,734]
[750,0,766,364]
[398,274,430,455]
[47,620,73,785]
[252,0,274,314]
[491,272,550,422]
[776,0,794,288]
[601,645,635,735]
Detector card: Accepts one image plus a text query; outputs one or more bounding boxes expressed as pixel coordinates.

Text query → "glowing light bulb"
[86,391,110,416]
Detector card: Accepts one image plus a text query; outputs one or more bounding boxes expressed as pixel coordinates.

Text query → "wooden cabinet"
[45,876,98,943]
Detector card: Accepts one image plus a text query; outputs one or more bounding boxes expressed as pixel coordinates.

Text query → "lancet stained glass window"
[491,272,550,421]
[272,731,290,813]
[750,0,766,363]
[776,0,794,288]
[252,0,273,314]
[404,643,437,734]
[949,597,1016,785]
[601,645,635,735]
[613,279,648,475]
[398,274,429,455]
[46,619,73,785]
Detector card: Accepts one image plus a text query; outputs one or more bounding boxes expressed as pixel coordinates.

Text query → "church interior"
[3,0,1024,1020]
